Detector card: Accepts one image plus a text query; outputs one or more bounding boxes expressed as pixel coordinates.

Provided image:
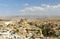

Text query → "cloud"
[24,3,29,6]
[19,4,60,16]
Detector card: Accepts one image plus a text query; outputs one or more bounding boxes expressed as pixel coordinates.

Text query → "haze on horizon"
[0,0,60,16]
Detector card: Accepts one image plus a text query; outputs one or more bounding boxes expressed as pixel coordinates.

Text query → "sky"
[0,0,60,16]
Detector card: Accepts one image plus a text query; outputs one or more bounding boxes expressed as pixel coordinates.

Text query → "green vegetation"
[16,29,19,32]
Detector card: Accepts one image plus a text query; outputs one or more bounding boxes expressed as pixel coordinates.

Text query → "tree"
[16,29,19,32]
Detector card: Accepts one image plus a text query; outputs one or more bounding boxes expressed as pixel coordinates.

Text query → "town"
[0,17,60,39]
